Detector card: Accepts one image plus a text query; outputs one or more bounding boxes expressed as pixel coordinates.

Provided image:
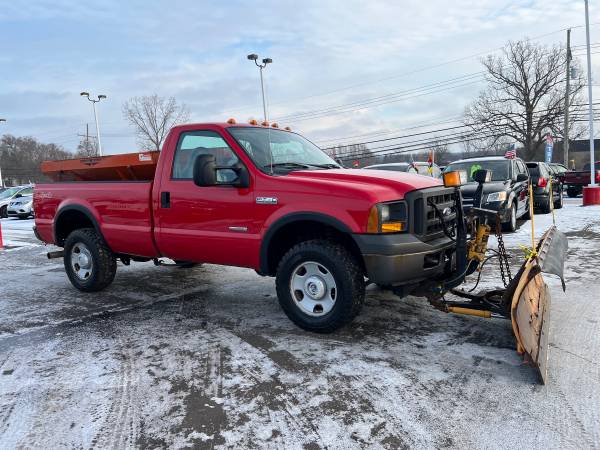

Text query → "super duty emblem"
[256,197,278,205]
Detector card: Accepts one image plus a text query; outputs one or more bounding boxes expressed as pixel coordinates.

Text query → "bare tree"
[430,139,450,165]
[122,95,190,151]
[75,136,99,157]
[465,40,585,161]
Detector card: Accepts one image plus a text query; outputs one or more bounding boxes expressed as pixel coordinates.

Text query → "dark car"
[363,162,442,178]
[444,156,530,232]
[527,162,563,212]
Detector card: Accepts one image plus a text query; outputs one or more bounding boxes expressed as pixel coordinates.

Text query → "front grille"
[406,187,457,241]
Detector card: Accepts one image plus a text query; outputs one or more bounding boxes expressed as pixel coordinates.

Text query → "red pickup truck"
[34,122,457,332]
[563,161,600,197]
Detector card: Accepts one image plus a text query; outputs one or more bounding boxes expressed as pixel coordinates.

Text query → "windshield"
[227,127,339,173]
[0,187,21,200]
[445,160,510,182]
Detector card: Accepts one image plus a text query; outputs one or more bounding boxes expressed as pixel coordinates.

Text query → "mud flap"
[509,226,567,384]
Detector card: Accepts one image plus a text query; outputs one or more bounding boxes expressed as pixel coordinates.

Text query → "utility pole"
[77,124,95,156]
[564,28,572,167]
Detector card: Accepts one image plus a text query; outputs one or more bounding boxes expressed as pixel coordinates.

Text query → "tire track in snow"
[89,340,138,450]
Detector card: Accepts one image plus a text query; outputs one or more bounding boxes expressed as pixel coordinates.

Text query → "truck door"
[154,128,257,267]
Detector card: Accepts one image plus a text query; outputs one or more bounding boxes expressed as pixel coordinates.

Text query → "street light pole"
[584,0,596,187]
[0,119,5,188]
[80,92,107,156]
[564,28,572,168]
[247,54,272,122]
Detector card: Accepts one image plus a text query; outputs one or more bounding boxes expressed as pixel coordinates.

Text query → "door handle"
[161,191,170,208]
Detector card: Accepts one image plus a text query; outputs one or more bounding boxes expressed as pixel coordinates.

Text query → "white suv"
[0,185,34,218]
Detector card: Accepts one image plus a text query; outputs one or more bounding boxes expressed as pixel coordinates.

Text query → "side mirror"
[516,173,529,182]
[192,154,250,188]
[14,193,23,198]
[193,154,217,187]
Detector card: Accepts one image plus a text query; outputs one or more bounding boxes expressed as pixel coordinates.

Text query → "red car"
[34,122,458,332]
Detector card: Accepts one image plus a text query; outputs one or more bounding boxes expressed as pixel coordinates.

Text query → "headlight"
[367,201,407,233]
[486,191,507,202]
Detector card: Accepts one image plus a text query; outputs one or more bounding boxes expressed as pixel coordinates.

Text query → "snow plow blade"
[508,226,567,384]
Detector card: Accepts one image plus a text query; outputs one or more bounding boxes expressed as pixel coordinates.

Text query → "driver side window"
[172,130,239,180]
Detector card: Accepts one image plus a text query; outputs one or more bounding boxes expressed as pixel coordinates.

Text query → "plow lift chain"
[495,216,512,288]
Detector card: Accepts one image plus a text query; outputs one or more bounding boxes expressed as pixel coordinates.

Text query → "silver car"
[7,194,34,219]
[0,185,34,218]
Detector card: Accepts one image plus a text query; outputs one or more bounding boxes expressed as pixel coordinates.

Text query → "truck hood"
[285,168,442,200]
[459,181,511,199]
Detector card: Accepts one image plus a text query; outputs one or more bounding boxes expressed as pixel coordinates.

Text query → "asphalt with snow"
[0,199,599,449]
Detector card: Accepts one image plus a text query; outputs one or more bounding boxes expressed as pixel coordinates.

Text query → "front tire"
[275,240,365,333]
[64,228,117,292]
[502,202,517,232]
[0,206,6,218]
[567,187,579,198]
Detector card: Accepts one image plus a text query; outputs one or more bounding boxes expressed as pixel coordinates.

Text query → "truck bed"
[41,151,160,182]
[34,181,158,258]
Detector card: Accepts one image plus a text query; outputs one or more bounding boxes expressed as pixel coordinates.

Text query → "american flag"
[504,144,516,159]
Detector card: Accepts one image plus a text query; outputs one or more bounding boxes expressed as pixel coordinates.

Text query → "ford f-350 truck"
[34,121,458,332]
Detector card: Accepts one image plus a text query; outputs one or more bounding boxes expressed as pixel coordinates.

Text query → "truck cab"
[34,122,458,332]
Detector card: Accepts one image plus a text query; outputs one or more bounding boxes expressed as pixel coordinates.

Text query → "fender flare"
[54,204,102,245]
[259,212,354,274]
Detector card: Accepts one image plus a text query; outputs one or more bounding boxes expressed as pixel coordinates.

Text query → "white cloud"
[1,0,600,153]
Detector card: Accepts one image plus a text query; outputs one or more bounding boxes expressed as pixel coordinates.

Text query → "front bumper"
[7,206,33,217]
[353,233,455,286]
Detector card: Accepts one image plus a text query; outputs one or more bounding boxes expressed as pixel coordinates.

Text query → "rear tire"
[64,228,117,292]
[554,188,564,209]
[0,206,6,218]
[566,187,579,198]
[275,240,365,333]
[540,197,551,214]
[502,202,517,233]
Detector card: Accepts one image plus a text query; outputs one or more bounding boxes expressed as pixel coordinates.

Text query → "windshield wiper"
[264,162,340,173]
[265,162,314,171]
[310,163,340,169]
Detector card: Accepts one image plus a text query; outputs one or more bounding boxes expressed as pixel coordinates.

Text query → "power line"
[274,72,484,122]
[321,102,600,151]
[334,114,600,161]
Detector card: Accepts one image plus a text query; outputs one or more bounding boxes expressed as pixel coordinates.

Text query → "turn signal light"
[443,170,467,187]
[367,205,379,233]
[381,222,406,233]
[227,118,236,124]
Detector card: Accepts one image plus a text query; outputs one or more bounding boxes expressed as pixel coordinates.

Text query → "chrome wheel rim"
[290,261,337,317]
[70,242,93,281]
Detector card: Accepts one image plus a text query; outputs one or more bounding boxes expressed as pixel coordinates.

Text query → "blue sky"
[0,0,599,153]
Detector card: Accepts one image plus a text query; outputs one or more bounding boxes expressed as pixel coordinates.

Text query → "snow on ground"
[0,199,599,449]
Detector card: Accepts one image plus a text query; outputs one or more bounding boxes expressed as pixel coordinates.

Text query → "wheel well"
[54,209,96,246]
[264,220,365,276]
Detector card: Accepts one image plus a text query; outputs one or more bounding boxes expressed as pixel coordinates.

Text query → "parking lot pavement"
[1,202,599,449]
